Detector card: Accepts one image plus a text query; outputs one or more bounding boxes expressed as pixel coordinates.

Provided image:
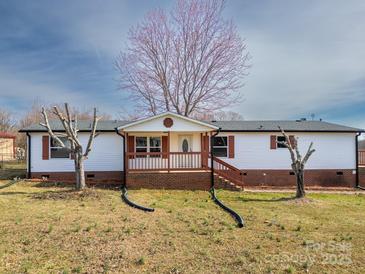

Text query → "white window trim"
[50,136,71,159]
[135,136,162,156]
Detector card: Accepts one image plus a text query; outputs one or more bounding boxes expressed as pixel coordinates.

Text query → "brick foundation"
[30,171,123,185]
[30,169,357,189]
[241,169,356,188]
[127,172,211,190]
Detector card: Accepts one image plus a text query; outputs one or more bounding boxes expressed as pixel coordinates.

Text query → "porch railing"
[359,150,365,166]
[126,152,209,171]
[212,156,244,187]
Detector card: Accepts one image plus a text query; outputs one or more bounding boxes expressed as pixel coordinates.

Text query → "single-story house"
[19,112,364,189]
[0,132,16,161]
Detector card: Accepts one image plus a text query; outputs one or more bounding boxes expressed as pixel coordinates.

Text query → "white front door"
[178,135,192,152]
[178,135,193,168]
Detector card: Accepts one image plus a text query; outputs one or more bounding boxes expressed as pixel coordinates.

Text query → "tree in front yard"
[116,0,250,117]
[40,103,100,190]
[277,127,315,198]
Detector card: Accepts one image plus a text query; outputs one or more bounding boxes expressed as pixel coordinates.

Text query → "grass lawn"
[0,161,26,180]
[0,181,364,273]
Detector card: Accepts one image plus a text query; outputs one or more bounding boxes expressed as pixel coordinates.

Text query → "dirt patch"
[285,197,315,204]
[32,188,102,200]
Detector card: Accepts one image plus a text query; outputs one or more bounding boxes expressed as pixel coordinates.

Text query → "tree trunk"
[75,154,86,190]
[295,170,305,198]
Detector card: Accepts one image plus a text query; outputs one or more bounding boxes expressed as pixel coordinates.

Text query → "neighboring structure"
[19,112,364,189]
[0,132,16,161]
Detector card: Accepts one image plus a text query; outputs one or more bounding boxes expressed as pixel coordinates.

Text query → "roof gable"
[117,112,219,132]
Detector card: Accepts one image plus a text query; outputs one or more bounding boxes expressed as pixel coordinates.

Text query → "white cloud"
[1,0,365,127]
[227,0,365,122]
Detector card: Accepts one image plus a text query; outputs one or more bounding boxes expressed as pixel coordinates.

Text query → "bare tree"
[18,99,111,149]
[40,103,100,190]
[21,100,111,129]
[277,128,315,198]
[116,0,250,117]
[0,109,16,132]
[193,110,243,121]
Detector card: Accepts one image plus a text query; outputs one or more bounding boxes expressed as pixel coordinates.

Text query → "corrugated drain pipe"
[115,128,154,212]
[210,128,244,228]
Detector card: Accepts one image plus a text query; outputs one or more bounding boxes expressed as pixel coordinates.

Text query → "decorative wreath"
[163,117,173,128]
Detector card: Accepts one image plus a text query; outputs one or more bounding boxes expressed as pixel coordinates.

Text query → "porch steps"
[215,174,243,192]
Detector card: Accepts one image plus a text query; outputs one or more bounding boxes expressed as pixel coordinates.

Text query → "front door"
[178,135,192,168]
[179,135,192,152]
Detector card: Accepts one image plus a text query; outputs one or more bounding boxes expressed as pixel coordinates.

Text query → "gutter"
[219,130,365,133]
[26,132,31,179]
[19,129,117,133]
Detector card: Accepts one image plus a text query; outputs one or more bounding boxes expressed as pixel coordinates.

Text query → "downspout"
[26,132,31,179]
[115,128,126,188]
[356,132,365,190]
[209,128,244,228]
[114,128,154,212]
[210,128,221,188]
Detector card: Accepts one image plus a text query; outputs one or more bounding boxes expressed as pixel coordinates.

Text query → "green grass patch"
[0,181,364,273]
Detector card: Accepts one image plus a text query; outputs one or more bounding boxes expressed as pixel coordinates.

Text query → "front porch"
[116,112,244,189]
[125,132,210,172]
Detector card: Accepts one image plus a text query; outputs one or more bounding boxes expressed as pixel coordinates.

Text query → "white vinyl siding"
[218,132,356,170]
[29,131,356,173]
[30,132,123,172]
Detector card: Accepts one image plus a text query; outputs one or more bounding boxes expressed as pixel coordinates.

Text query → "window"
[136,137,147,157]
[50,137,70,158]
[276,136,286,148]
[149,137,161,157]
[135,136,161,157]
[213,136,228,157]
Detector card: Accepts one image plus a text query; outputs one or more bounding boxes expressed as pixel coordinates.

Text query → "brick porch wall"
[127,172,211,190]
[241,169,356,188]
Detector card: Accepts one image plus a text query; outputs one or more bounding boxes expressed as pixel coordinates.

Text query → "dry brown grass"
[0,181,364,273]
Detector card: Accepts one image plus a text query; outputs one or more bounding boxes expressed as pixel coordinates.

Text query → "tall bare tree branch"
[84,108,100,158]
[40,103,100,190]
[277,127,315,198]
[116,0,250,117]
[40,107,65,148]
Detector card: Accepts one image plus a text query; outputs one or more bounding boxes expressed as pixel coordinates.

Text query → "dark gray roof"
[19,120,130,132]
[209,120,363,132]
[19,119,363,133]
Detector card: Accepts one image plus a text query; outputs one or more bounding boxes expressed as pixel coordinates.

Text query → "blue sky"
[1,0,365,128]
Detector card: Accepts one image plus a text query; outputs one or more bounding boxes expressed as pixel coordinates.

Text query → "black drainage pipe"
[210,129,244,228]
[210,187,244,228]
[115,128,154,212]
[121,186,155,212]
